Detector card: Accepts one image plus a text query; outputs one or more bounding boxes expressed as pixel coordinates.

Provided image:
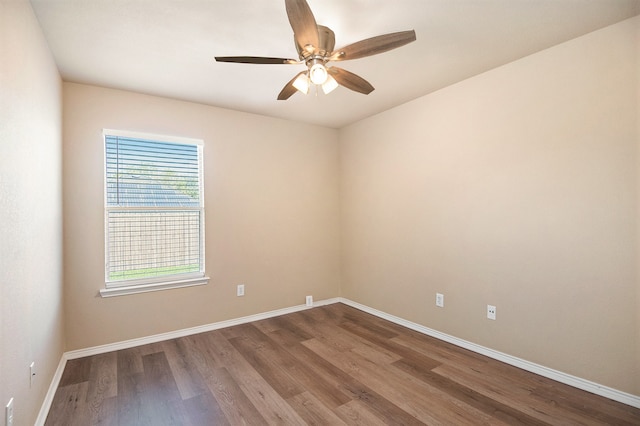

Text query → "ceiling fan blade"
[328,67,374,95]
[278,71,306,100]
[329,30,416,61]
[285,0,319,53]
[215,56,299,65]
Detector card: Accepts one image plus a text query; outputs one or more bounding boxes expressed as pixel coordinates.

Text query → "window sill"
[100,276,210,298]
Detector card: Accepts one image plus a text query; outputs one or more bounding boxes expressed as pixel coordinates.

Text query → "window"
[101,130,208,297]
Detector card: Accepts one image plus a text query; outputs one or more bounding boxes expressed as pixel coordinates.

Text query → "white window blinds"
[104,132,204,287]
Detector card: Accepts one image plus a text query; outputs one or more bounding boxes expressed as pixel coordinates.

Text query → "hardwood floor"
[45,303,640,425]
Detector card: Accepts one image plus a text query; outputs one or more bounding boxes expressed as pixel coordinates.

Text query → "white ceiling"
[30,0,640,129]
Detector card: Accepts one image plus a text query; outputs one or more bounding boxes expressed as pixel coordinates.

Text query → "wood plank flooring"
[45,303,640,425]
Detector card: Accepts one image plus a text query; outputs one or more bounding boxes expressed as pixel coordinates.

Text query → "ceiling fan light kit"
[215,0,416,100]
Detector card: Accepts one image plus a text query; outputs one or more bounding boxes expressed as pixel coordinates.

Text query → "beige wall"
[62,83,341,350]
[0,0,65,424]
[340,16,640,395]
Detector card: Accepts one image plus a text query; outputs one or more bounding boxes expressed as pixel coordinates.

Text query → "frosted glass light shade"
[322,75,338,94]
[292,73,310,94]
[309,63,328,85]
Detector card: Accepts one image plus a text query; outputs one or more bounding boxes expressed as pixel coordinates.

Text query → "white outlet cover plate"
[30,361,35,387]
[6,398,14,426]
[487,305,496,320]
[436,293,444,307]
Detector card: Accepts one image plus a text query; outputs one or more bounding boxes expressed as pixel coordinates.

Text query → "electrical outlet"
[30,361,35,387]
[6,398,14,426]
[435,293,444,308]
[487,305,496,320]
[237,284,245,297]
[306,295,313,307]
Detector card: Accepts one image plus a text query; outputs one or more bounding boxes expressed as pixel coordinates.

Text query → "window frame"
[100,129,209,297]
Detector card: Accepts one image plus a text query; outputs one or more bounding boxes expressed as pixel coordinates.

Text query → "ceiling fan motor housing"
[296,25,336,59]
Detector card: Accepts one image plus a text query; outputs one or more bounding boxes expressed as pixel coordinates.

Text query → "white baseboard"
[338,297,640,409]
[34,355,67,426]
[37,295,639,424]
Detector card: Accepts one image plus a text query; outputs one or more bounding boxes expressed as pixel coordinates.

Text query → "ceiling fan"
[215,0,416,100]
